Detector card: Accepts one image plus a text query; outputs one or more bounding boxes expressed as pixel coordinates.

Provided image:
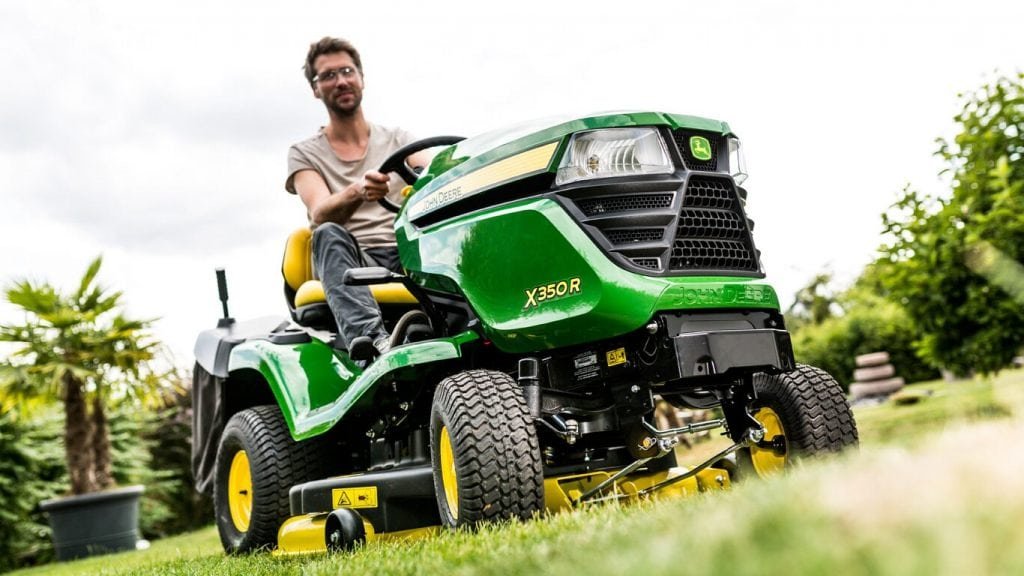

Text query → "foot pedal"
[404,324,434,343]
[349,336,378,361]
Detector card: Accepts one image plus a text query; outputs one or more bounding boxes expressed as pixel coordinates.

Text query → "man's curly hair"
[304,36,363,86]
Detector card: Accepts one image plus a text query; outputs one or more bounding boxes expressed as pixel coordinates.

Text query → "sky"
[0,0,1020,365]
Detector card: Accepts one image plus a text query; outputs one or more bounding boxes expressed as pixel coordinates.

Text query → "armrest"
[342,267,403,286]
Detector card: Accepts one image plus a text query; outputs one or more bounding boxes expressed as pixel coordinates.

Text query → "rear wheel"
[214,405,333,553]
[738,364,858,478]
[429,370,544,528]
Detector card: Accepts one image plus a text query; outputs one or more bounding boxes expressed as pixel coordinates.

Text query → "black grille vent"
[673,130,720,171]
[677,209,745,240]
[555,173,760,277]
[670,239,754,271]
[669,175,758,273]
[605,228,664,244]
[576,193,673,216]
[631,258,661,270]
[683,177,735,210]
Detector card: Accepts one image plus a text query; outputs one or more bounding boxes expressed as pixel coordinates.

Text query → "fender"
[193,316,290,378]
[226,330,479,440]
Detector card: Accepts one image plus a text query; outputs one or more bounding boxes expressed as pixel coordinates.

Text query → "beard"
[324,87,362,118]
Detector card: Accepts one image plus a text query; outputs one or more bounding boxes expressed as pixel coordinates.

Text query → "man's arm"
[294,169,391,226]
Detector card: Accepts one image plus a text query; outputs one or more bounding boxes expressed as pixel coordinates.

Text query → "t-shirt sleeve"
[285,144,316,194]
[397,127,417,148]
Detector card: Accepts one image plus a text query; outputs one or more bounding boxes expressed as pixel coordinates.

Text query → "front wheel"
[429,370,544,529]
[738,364,859,478]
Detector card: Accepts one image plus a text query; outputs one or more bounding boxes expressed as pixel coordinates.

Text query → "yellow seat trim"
[283,227,314,292]
[283,227,418,308]
[371,283,419,304]
[293,280,417,308]
[295,280,326,308]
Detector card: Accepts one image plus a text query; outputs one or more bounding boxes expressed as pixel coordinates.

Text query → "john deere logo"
[689,136,712,161]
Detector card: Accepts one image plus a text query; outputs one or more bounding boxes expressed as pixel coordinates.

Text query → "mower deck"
[274,463,731,555]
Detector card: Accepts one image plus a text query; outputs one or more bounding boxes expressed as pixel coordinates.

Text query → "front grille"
[631,257,661,270]
[683,177,734,210]
[576,193,673,216]
[556,160,760,277]
[605,228,664,244]
[670,175,757,272]
[670,239,754,271]
[677,209,745,240]
[673,130,720,172]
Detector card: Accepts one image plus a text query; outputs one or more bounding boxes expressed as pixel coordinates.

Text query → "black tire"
[738,364,859,478]
[325,508,366,552]
[429,370,544,529]
[214,405,332,554]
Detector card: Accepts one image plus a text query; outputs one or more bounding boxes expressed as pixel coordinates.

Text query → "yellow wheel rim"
[750,406,787,477]
[228,450,253,532]
[439,426,459,520]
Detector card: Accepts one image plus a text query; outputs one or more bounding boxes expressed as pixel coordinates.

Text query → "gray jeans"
[311,222,402,348]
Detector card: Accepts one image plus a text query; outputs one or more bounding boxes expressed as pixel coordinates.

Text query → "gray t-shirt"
[286,123,414,248]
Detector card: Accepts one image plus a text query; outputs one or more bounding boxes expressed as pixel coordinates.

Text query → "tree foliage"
[0,256,168,494]
[0,398,212,571]
[0,409,65,571]
[791,267,939,389]
[786,272,839,330]
[876,73,1024,375]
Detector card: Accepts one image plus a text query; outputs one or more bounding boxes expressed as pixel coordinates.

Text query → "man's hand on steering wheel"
[358,171,391,202]
[377,135,466,213]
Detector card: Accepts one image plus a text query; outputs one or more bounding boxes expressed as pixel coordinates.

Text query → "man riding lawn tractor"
[192,38,857,557]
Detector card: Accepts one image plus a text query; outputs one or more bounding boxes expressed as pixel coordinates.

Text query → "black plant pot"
[39,485,145,561]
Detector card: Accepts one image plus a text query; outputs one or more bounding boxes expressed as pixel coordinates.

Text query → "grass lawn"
[10,369,1024,576]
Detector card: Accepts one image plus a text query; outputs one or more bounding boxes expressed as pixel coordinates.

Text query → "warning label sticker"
[332,486,378,509]
[606,348,627,367]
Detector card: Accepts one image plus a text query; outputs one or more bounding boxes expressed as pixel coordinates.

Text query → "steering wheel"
[378,135,465,213]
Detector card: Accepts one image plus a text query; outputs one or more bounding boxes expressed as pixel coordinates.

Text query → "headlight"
[727,136,748,185]
[556,128,673,186]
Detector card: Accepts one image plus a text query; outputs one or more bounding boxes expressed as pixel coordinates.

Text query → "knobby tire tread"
[216,405,333,553]
[753,364,859,456]
[432,369,544,528]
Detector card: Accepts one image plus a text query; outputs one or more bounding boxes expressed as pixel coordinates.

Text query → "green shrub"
[0,390,212,571]
[792,293,939,390]
[0,408,65,571]
[140,386,213,537]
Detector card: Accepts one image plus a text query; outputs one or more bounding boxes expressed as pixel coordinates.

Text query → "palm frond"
[75,256,104,302]
[5,281,59,316]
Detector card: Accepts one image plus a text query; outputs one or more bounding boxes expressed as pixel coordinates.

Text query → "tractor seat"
[282,227,417,329]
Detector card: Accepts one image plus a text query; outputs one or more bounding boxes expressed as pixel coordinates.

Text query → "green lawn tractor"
[192,111,858,555]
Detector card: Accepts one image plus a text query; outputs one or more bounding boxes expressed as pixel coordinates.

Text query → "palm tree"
[0,257,165,495]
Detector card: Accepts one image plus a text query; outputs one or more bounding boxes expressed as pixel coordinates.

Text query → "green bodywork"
[227,110,776,439]
[407,111,731,208]
[228,331,478,439]
[395,110,768,353]
[398,197,777,353]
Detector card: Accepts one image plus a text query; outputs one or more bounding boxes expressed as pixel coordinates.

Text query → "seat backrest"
[281,226,418,320]
[282,227,315,292]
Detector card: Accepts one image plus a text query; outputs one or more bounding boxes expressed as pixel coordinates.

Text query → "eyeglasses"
[313,66,358,85]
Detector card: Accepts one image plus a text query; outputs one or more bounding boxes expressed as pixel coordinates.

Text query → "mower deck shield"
[673,329,794,378]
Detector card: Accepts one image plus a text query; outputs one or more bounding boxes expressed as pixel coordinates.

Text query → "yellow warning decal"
[606,348,627,367]
[332,486,378,509]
